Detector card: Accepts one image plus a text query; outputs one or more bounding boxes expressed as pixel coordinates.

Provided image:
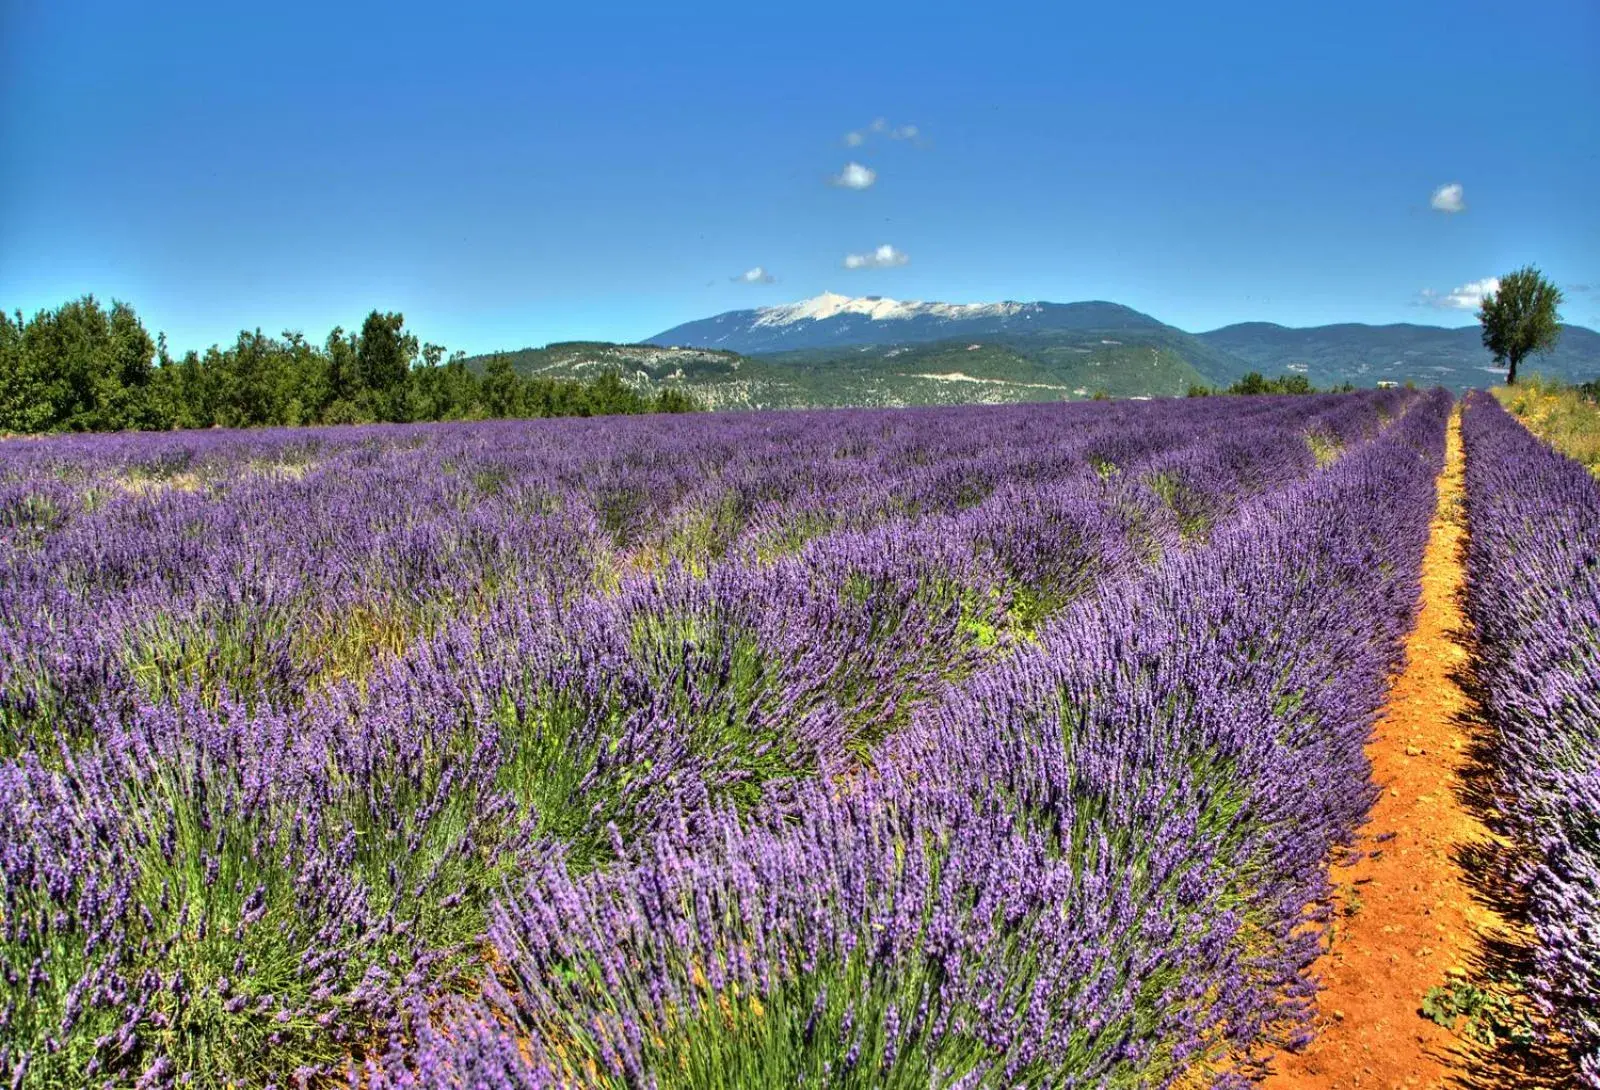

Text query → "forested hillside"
[0,297,697,433]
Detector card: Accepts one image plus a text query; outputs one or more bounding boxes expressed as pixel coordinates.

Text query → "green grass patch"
[1495,377,1600,476]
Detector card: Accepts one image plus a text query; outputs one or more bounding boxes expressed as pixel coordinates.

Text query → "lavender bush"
[1461,391,1600,1085]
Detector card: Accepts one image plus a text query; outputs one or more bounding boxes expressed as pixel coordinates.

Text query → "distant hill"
[748,337,1208,405]
[466,341,746,383]
[1198,321,1600,389]
[462,335,1206,410]
[648,292,1243,382]
[459,295,1600,409]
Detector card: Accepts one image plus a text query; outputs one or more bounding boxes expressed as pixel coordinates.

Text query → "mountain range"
[463,293,1600,410]
[1199,320,1600,389]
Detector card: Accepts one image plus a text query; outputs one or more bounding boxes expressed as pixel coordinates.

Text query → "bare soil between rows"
[1261,408,1536,1090]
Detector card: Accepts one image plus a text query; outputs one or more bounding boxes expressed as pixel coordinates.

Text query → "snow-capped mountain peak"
[647,294,1163,356]
[750,292,1033,328]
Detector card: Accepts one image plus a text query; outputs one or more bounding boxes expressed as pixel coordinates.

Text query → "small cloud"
[732,266,775,284]
[832,162,877,189]
[842,243,909,269]
[1417,276,1499,310]
[841,119,920,146]
[1568,283,1593,293]
[1430,183,1466,213]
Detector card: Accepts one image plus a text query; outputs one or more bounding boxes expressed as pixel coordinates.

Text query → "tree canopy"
[0,296,699,434]
[1478,266,1564,385]
[1186,372,1354,397]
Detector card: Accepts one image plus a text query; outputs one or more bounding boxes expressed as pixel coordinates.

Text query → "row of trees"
[1186,372,1358,397]
[0,296,696,434]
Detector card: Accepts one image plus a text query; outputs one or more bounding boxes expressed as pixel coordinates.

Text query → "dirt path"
[1262,407,1514,1090]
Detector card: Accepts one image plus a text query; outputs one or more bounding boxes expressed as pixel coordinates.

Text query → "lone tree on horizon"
[1477,265,1564,385]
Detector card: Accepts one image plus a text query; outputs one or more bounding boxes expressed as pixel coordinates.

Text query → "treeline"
[0,296,697,434]
[1186,372,1359,397]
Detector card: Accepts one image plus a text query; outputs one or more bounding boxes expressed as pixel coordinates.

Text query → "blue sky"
[2,0,1596,355]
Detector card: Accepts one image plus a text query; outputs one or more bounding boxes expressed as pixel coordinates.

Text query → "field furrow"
[1260,406,1519,1088]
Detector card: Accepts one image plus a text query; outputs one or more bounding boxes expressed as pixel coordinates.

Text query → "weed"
[1420,980,1537,1048]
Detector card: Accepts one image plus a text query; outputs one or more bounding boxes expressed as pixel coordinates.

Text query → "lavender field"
[1462,392,1600,1086]
[10,385,1566,1089]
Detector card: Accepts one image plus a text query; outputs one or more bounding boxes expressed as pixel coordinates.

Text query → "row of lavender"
[3,394,1385,756]
[364,389,1452,1088]
[0,392,1413,1087]
[1460,392,1600,1085]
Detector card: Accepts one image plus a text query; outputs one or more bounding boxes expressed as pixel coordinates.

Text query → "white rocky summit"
[750,292,1035,328]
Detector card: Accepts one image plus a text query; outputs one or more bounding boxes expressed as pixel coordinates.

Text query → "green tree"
[209,329,280,427]
[0,296,157,431]
[440,351,482,419]
[1478,266,1564,385]
[325,326,359,404]
[1226,372,1315,395]
[653,387,700,413]
[0,308,60,432]
[135,333,177,430]
[583,371,648,416]
[100,301,159,428]
[355,311,417,419]
[481,354,524,418]
[275,330,329,426]
[406,344,480,422]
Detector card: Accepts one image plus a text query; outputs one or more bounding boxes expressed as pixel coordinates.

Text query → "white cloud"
[841,119,919,146]
[842,244,909,269]
[732,266,775,284]
[833,162,877,189]
[1418,276,1499,309]
[1430,182,1466,213]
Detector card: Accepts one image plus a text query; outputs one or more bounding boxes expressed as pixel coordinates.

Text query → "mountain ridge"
[647,293,1600,391]
[1198,319,1600,388]
[648,293,1175,356]
[463,335,1209,410]
[455,295,1600,411]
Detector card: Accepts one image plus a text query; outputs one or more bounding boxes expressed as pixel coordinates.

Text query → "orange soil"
[1262,408,1510,1090]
